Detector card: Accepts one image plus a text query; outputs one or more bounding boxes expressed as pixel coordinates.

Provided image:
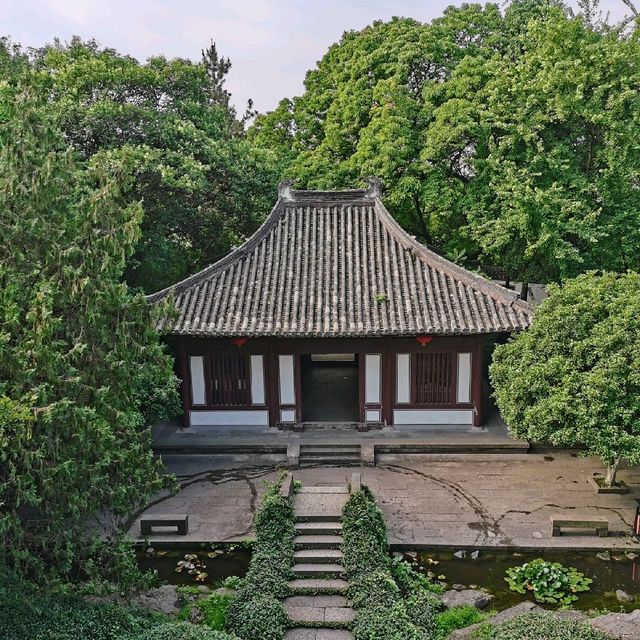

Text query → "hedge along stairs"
[284,476,358,640]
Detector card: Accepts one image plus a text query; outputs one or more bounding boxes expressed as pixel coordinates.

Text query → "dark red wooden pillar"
[266,341,279,427]
[178,348,191,428]
[472,342,484,427]
[382,338,394,426]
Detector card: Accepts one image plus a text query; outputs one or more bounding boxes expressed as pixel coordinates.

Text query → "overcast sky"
[1,0,633,114]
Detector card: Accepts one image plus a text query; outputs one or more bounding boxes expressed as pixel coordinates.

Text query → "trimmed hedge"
[342,487,442,640]
[225,475,294,640]
[485,611,610,640]
[0,578,237,640]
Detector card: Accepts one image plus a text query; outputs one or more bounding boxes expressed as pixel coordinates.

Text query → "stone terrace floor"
[129,452,640,550]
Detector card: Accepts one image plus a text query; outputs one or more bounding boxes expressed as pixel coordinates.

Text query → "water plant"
[504,558,592,604]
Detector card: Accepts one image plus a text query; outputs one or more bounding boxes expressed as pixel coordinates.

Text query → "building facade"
[150,179,532,430]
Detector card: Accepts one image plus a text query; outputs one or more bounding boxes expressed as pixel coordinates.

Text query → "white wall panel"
[393,409,474,425]
[190,410,269,426]
[365,354,381,404]
[278,355,296,405]
[396,354,411,403]
[365,409,381,423]
[457,352,472,404]
[189,355,206,405]
[280,408,296,423]
[250,355,265,405]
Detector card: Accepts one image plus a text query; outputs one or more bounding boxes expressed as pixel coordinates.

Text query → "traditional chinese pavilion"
[150,179,532,430]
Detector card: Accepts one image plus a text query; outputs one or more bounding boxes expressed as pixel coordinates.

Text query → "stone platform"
[129,452,640,551]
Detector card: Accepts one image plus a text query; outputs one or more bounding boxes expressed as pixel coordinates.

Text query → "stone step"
[294,549,343,563]
[293,563,345,578]
[298,486,349,494]
[288,578,349,594]
[284,596,355,626]
[296,512,344,522]
[300,445,360,451]
[296,522,343,535]
[285,629,353,640]
[294,534,344,549]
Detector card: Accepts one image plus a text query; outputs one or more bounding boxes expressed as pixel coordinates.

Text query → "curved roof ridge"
[372,198,531,314]
[147,197,287,303]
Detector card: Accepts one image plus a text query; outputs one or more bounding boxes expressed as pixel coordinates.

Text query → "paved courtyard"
[129,452,640,550]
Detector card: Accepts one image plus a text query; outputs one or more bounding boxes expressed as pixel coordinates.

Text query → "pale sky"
[0,0,633,114]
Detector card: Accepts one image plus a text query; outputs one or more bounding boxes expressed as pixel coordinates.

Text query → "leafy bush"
[225,475,293,640]
[351,600,423,640]
[348,569,401,610]
[486,611,609,640]
[225,593,288,640]
[405,590,442,636]
[391,557,444,595]
[505,558,592,604]
[434,605,484,640]
[342,488,428,640]
[134,622,237,640]
[197,592,235,631]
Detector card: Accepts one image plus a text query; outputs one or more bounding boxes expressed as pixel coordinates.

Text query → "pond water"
[406,549,640,612]
[137,546,251,586]
[138,545,640,612]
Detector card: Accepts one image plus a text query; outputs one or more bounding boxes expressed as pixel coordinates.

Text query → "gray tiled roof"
[149,181,533,336]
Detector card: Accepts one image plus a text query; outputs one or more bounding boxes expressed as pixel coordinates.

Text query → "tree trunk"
[605,458,620,487]
[520,282,529,301]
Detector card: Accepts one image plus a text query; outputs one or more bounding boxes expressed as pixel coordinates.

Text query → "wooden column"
[382,338,394,426]
[472,343,484,427]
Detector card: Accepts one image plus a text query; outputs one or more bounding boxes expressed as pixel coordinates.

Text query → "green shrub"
[0,589,156,640]
[405,590,443,637]
[348,569,401,610]
[486,611,609,640]
[391,557,444,595]
[434,605,484,640]
[197,592,235,631]
[225,593,288,640]
[505,558,592,604]
[225,475,294,640]
[352,600,424,640]
[134,622,237,640]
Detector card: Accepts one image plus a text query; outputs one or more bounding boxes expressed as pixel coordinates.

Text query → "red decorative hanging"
[416,335,433,346]
[231,337,248,348]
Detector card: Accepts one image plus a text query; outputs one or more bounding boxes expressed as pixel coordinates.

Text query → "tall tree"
[4,37,281,292]
[250,1,640,287]
[490,271,640,487]
[0,88,179,577]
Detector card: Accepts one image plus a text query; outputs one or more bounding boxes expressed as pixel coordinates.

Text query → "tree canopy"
[250,1,640,289]
[490,271,640,486]
[1,37,282,293]
[0,89,180,577]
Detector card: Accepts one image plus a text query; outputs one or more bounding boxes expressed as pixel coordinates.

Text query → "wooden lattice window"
[210,354,249,406]
[415,352,454,405]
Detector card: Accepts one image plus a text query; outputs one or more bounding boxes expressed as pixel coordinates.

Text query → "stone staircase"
[298,444,361,467]
[284,482,354,640]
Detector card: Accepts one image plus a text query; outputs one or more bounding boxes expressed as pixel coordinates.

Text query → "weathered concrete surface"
[129,452,640,549]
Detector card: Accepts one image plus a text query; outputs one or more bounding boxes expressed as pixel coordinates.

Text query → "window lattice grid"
[415,352,453,405]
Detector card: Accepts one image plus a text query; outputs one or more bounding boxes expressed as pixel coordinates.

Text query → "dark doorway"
[301,354,360,422]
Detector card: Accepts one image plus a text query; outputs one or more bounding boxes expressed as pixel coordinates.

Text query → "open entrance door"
[300,354,359,422]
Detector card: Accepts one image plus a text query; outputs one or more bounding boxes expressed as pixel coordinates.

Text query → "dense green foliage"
[433,605,485,640]
[504,558,592,604]
[0,92,179,578]
[225,476,294,640]
[250,2,640,288]
[491,271,640,485]
[342,487,443,640]
[0,572,236,640]
[0,36,282,292]
[482,610,609,639]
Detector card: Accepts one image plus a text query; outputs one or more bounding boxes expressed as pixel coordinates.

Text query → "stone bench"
[140,514,189,536]
[550,515,608,537]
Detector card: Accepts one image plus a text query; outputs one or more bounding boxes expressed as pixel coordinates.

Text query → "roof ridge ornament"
[365,176,382,198]
[278,178,295,201]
